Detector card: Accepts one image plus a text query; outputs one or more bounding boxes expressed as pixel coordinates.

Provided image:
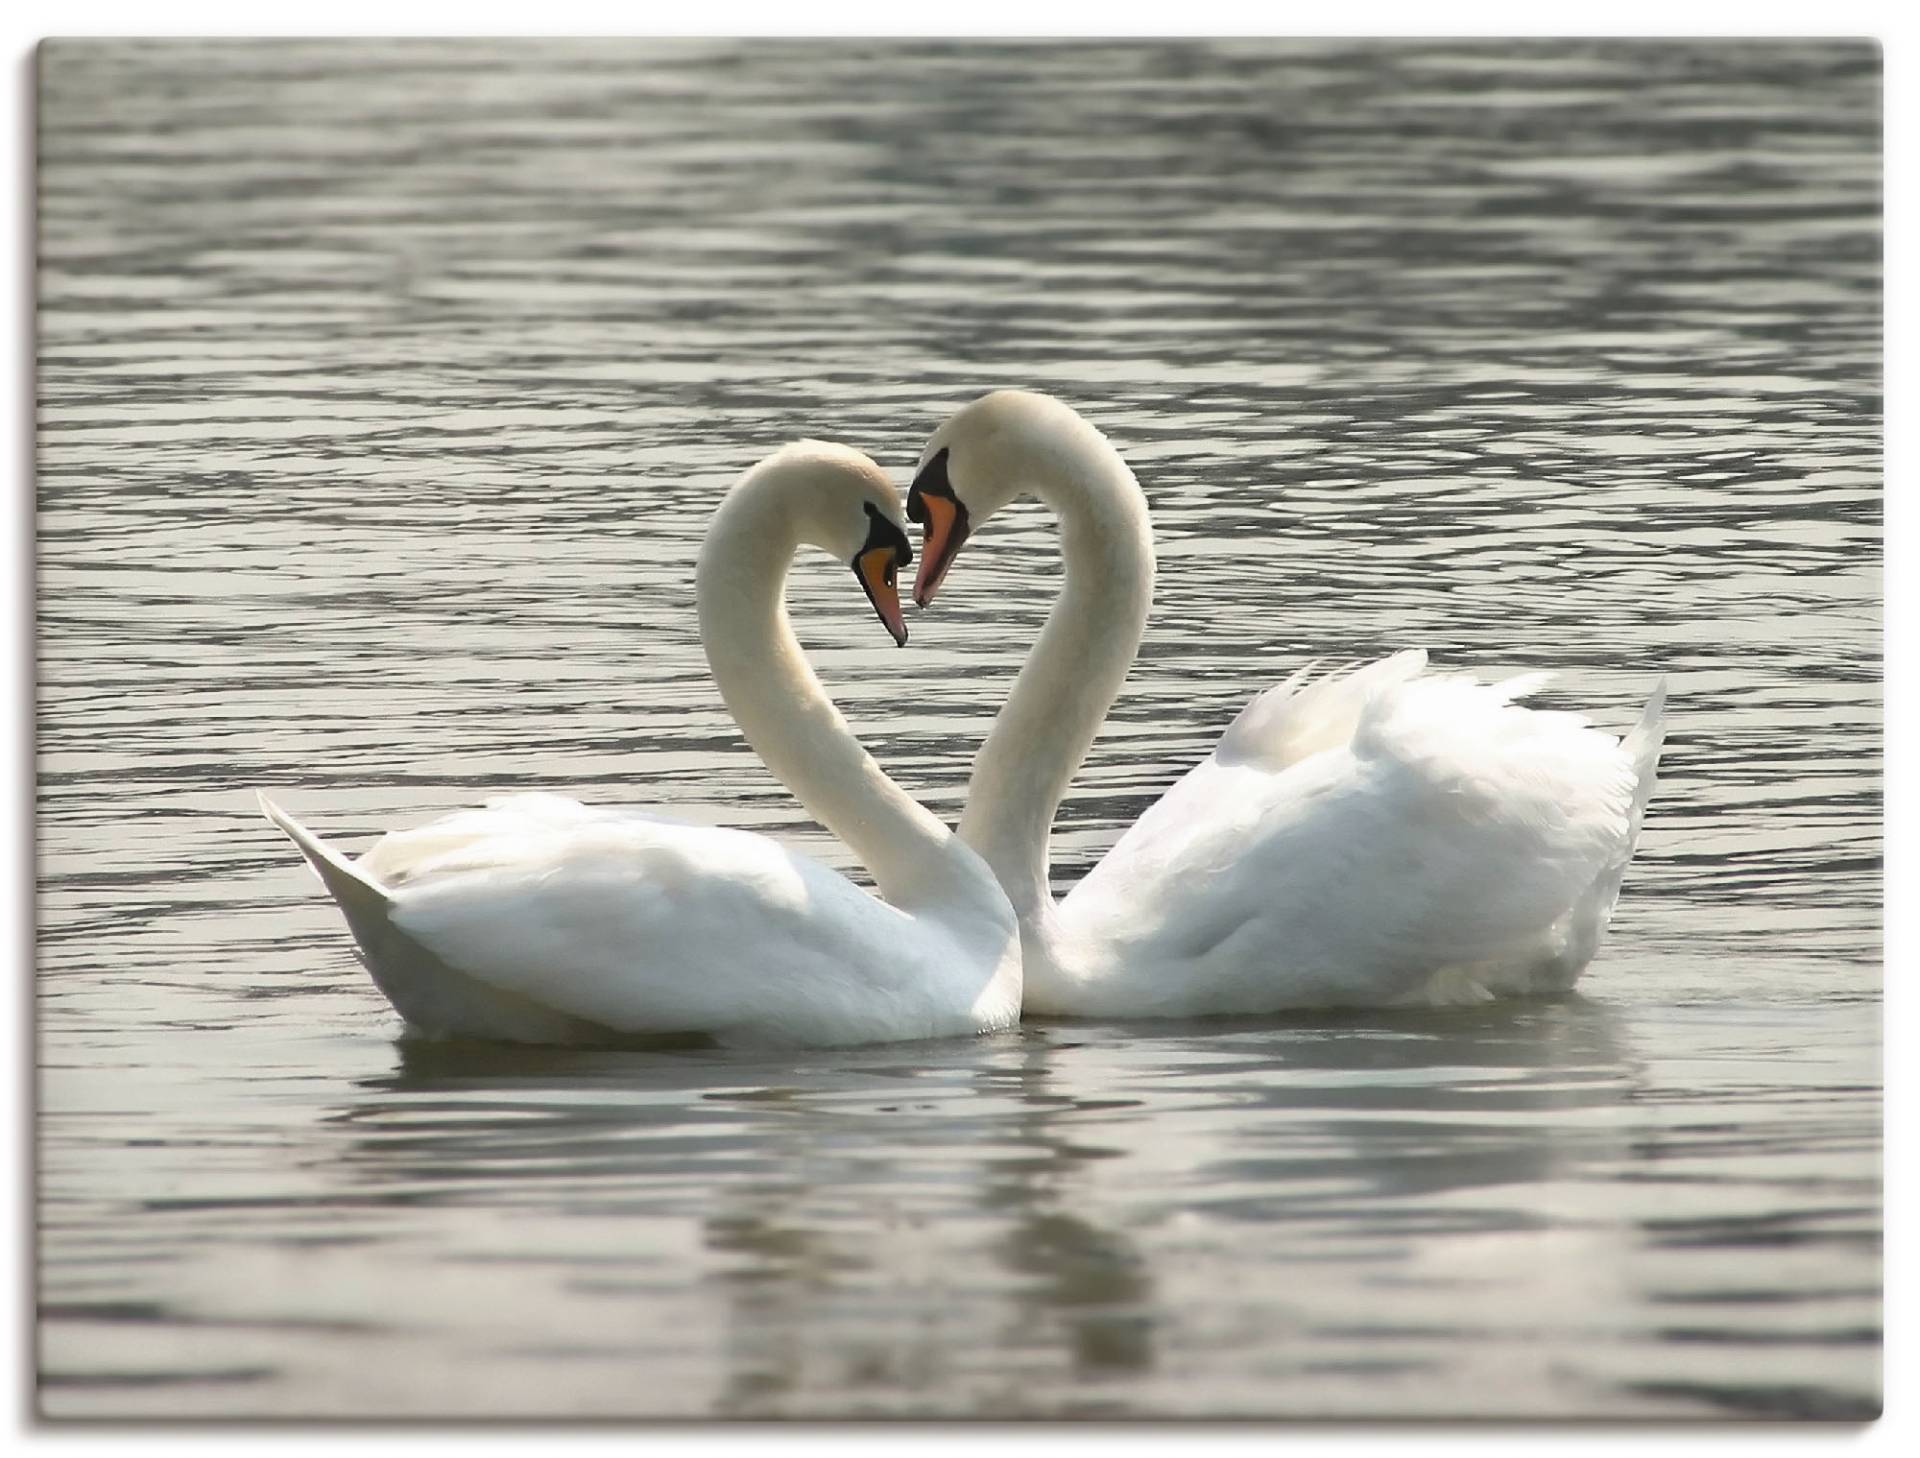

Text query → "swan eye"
[852,504,912,647]
[906,447,954,524]
[906,450,972,609]
[857,500,912,566]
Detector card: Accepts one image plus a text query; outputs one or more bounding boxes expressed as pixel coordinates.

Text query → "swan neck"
[696,492,957,909]
[958,420,1154,916]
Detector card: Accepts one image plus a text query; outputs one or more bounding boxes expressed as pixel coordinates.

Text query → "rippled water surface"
[35,38,1880,1419]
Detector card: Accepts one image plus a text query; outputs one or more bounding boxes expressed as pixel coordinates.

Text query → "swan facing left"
[906,390,1665,1019]
[260,442,1021,1048]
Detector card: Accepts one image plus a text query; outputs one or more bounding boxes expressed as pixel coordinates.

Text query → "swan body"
[907,390,1665,1018]
[1041,652,1665,1015]
[263,443,1021,1048]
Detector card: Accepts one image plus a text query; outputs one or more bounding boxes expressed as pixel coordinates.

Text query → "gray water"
[35,38,1880,1420]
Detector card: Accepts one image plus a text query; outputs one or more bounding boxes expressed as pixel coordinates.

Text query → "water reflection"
[332,1030,1164,1413]
[978,1030,1157,1406]
[284,997,1658,1414]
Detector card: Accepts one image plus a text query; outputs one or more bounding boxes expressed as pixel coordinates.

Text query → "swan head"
[761,440,916,646]
[906,389,1081,607]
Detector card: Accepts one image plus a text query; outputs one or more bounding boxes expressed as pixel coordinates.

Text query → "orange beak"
[854,544,908,647]
[912,491,971,608]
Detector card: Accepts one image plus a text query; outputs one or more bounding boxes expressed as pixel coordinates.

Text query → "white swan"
[905,389,1665,1018]
[260,441,1021,1048]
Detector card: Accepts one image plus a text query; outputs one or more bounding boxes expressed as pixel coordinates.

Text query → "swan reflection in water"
[315,995,1640,1416]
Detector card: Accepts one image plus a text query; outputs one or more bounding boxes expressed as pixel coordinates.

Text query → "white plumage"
[1055,653,1665,1015]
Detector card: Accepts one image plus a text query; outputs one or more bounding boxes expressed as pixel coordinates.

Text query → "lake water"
[34,38,1881,1419]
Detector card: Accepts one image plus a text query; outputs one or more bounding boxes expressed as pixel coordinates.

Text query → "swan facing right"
[907,389,1666,1019]
[261,441,1021,1049]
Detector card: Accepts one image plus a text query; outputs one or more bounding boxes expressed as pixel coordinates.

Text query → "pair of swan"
[263,391,1665,1047]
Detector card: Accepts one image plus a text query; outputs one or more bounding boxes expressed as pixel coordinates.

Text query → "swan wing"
[385,811,971,1046]
[1059,665,1653,1012]
[1096,652,1432,877]
[359,792,687,887]
[1215,648,1429,771]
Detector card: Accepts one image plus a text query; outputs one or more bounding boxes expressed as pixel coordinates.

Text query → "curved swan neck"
[695,481,958,910]
[957,407,1155,916]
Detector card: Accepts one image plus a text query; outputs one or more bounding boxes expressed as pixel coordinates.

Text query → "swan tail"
[1621,678,1668,848]
[258,792,394,937]
[257,793,615,1044]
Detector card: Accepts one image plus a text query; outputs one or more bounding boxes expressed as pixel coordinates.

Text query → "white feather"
[1057,657,1662,1015]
